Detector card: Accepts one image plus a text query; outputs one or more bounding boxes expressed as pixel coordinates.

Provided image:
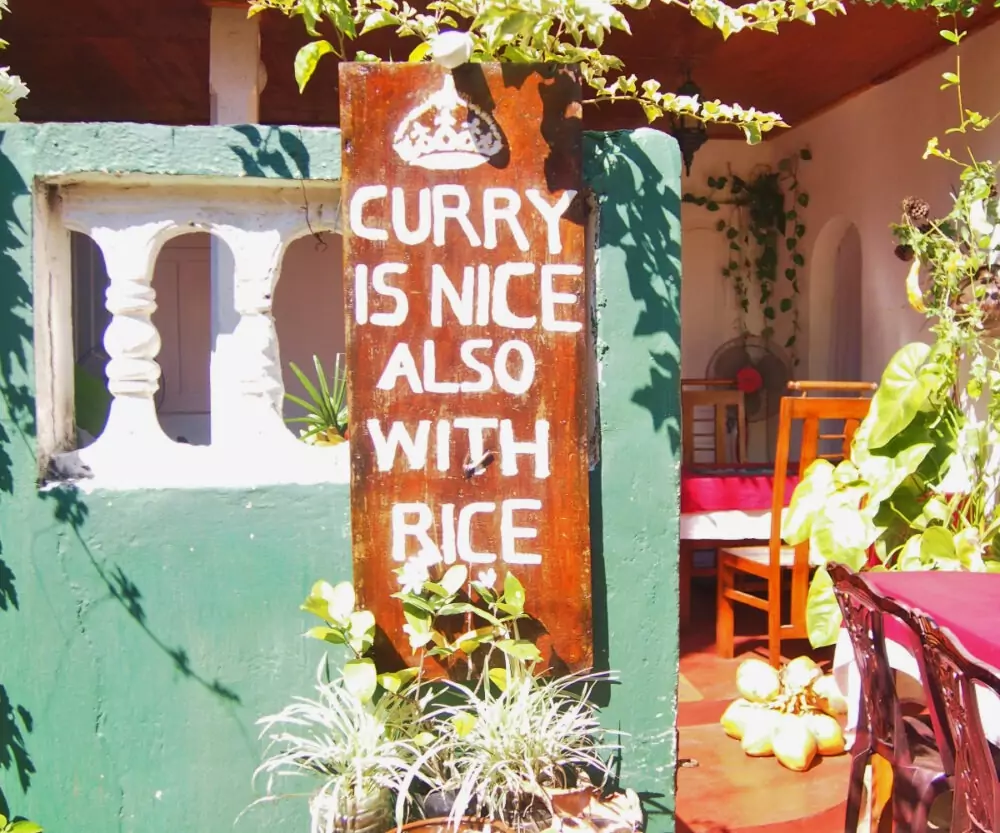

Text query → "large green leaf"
[864,343,933,450]
[347,610,376,654]
[495,639,542,663]
[343,658,378,702]
[294,40,335,93]
[782,459,836,545]
[862,442,934,507]
[807,489,876,569]
[806,567,842,648]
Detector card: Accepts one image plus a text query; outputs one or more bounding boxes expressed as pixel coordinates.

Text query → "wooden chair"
[680,381,747,465]
[913,611,1000,833]
[828,564,954,833]
[679,380,747,628]
[787,380,878,396]
[715,394,871,664]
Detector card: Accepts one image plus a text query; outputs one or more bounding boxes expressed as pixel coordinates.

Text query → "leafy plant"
[684,148,810,359]
[259,564,621,832]
[402,661,618,830]
[286,354,349,445]
[783,341,1000,647]
[0,816,41,833]
[252,665,423,833]
[247,0,850,143]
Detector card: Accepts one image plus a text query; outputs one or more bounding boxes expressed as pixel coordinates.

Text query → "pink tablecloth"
[680,464,799,514]
[866,571,1000,670]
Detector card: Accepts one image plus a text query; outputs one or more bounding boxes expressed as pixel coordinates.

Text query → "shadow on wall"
[583,131,682,826]
[0,132,37,817]
[229,125,312,180]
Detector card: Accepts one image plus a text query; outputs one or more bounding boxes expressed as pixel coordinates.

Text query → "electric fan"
[705,334,792,457]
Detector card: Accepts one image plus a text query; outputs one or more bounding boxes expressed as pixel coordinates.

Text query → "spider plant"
[285,354,348,446]
[397,659,620,831]
[251,662,421,833]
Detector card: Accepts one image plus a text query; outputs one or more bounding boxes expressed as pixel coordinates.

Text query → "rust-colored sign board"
[340,62,592,671]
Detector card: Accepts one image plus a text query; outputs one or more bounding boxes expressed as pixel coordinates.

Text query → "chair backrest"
[769,396,871,624]
[826,563,927,767]
[681,385,746,465]
[913,612,1000,832]
[787,380,878,396]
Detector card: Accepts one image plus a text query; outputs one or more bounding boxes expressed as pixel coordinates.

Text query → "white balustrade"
[44,180,348,490]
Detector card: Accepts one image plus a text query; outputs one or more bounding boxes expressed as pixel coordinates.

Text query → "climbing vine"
[683,148,811,363]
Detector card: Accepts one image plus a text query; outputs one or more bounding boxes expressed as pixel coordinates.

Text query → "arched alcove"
[70,231,112,447]
[272,230,345,441]
[808,217,864,383]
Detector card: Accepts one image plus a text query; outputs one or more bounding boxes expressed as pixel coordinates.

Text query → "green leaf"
[495,638,542,663]
[378,667,419,694]
[294,40,335,93]
[8,824,42,833]
[921,525,958,567]
[783,459,836,545]
[343,658,378,702]
[792,253,805,267]
[488,667,508,692]
[940,28,962,43]
[763,306,776,319]
[362,9,400,34]
[451,713,477,738]
[706,201,720,211]
[408,40,431,62]
[779,298,792,312]
[806,567,842,648]
[715,219,726,232]
[863,342,933,450]
[797,192,810,207]
[800,148,812,161]
[305,625,347,645]
[347,609,376,654]
[502,572,526,615]
[440,564,468,596]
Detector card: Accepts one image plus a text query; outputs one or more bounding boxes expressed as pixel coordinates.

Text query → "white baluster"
[89,223,175,449]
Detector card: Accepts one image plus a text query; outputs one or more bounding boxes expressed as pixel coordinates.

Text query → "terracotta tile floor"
[675,578,850,833]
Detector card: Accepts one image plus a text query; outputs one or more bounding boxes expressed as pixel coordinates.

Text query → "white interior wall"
[679,19,1000,383]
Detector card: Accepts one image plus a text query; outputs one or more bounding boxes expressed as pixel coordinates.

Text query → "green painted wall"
[0,123,681,833]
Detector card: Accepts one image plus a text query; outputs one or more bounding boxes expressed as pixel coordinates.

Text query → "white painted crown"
[392,74,504,171]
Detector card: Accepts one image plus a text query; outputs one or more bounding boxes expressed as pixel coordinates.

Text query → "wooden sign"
[340,62,592,670]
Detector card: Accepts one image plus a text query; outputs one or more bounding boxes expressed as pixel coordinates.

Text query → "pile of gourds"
[720,656,848,772]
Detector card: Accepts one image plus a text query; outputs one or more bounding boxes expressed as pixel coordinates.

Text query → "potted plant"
[285,354,349,446]
[253,667,421,833]
[247,564,640,833]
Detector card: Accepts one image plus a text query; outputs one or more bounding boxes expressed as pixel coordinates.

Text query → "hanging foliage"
[684,148,811,363]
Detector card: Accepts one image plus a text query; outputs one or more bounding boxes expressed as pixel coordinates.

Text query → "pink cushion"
[680,464,800,514]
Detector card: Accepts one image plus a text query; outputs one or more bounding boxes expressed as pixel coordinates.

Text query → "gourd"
[772,713,818,771]
[804,712,846,756]
[736,658,781,703]
[720,698,758,740]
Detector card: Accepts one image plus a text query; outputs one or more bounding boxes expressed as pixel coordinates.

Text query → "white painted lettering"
[368,419,431,471]
[494,340,536,395]
[354,264,369,325]
[454,417,499,464]
[483,188,530,252]
[458,502,497,564]
[499,419,550,478]
[376,343,423,393]
[525,188,576,255]
[441,503,457,564]
[492,264,537,330]
[391,502,439,563]
[391,186,431,245]
[349,185,388,241]
[540,264,584,333]
[475,264,491,326]
[459,339,494,393]
[430,264,475,327]
[436,420,451,472]
[370,263,409,327]
[501,499,542,565]
[423,340,460,394]
[432,185,482,248]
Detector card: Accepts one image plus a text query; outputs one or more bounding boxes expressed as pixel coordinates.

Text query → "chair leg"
[679,542,692,629]
[767,574,782,668]
[844,749,870,833]
[716,559,734,658]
